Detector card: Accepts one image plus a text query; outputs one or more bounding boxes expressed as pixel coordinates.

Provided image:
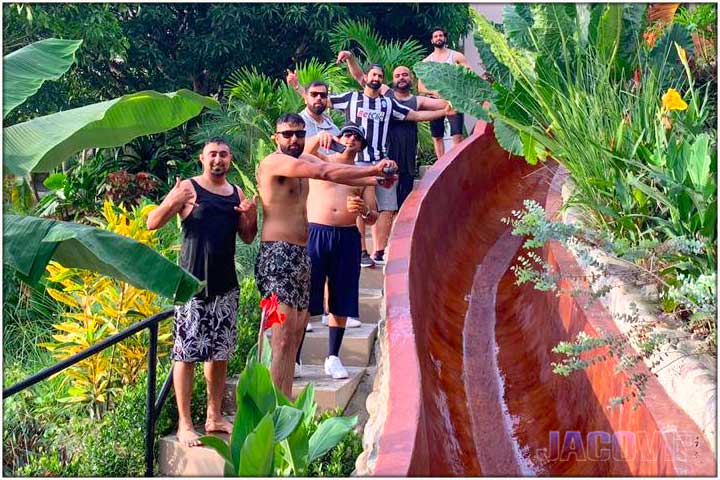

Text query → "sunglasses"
[309,91,328,99]
[342,132,363,141]
[276,130,306,139]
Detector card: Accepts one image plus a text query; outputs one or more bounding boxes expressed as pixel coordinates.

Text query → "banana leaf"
[3,214,202,303]
[3,38,83,118]
[3,89,220,177]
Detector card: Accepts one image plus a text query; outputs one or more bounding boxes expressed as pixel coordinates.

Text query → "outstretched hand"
[235,195,258,217]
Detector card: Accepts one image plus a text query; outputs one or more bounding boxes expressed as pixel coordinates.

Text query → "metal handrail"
[3,308,175,476]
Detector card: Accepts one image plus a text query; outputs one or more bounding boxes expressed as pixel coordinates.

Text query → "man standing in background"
[419,26,471,160]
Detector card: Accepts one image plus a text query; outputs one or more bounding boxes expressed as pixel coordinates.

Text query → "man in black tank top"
[147,138,258,447]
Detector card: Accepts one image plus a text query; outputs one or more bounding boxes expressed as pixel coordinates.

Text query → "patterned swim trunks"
[172,288,239,362]
[255,241,311,310]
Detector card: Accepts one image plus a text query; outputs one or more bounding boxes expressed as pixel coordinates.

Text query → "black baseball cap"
[339,123,368,149]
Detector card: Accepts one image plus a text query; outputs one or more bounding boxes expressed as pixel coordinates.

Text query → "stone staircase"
[159,242,385,476]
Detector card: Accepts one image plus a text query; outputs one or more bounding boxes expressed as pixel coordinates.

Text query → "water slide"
[365,122,716,476]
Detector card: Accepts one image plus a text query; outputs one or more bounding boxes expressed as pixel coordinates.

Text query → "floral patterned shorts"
[172,288,239,362]
[255,241,311,310]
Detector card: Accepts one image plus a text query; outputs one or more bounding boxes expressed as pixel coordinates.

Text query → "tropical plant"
[330,19,427,77]
[200,296,357,476]
[3,38,83,119]
[415,4,716,402]
[3,37,214,299]
[38,200,174,416]
[200,357,357,476]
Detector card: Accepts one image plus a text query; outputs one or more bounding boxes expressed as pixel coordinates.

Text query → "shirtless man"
[255,113,396,396]
[304,123,378,379]
[418,26,471,159]
[147,138,258,447]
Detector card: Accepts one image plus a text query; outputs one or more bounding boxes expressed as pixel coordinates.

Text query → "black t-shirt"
[386,89,419,175]
[330,91,412,163]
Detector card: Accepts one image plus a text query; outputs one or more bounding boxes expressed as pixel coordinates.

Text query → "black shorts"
[430,113,465,138]
[172,288,239,362]
[307,223,361,317]
[255,241,311,310]
[396,173,415,209]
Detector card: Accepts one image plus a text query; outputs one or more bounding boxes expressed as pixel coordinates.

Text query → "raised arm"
[337,50,390,95]
[337,51,365,86]
[286,69,306,97]
[146,178,194,230]
[260,152,397,185]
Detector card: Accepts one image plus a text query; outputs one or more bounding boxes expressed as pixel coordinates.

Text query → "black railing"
[3,309,176,477]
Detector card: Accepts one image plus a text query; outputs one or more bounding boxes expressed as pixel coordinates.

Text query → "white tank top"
[431,50,456,64]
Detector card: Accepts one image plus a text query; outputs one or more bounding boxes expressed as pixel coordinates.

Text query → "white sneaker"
[294,362,303,378]
[322,315,362,328]
[305,322,313,332]
[324,355,349,379]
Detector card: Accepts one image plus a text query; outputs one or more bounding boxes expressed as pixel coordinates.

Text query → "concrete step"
[223,365,365,415]
[359,265,384,291]
[159,424,229,476]
[298,321,377,367]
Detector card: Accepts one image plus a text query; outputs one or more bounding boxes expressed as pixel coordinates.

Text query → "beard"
[432,40,446,48]
[210,164,228,177]
[310,103,326,115]
[394,80,411,91]
[368,80,382,90]
[280,143,303,158]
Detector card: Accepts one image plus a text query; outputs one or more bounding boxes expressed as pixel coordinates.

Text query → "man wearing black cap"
[300,122,379,379]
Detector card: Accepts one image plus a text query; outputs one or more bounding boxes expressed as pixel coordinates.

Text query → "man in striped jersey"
[323,62,453,266]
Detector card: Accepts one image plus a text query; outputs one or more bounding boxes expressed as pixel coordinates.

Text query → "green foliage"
[3,209,202,303]
[413,62,493,121]
[3,88,219,178]
[307,409,363,477]
[330,19,427,77]
[3,38,83,118]
[201,353,357,476]
[504,200,715,408]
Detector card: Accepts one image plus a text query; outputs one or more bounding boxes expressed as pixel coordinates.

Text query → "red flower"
[260,293,286,330]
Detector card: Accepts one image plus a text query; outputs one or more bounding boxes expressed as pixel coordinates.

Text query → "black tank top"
[386,89,419,175]
[180,179,240,298]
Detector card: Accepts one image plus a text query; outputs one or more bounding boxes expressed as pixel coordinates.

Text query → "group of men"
[146,27,470,447]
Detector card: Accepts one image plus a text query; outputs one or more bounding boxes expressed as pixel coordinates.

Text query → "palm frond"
[329,19,383,62]
[225,67,283,116]
[293,58,354,93]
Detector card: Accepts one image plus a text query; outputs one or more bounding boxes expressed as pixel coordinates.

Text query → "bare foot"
[177,426,202,447]
[205,417,233,434]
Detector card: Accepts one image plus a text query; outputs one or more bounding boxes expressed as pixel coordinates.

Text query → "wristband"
[361,208,372,220]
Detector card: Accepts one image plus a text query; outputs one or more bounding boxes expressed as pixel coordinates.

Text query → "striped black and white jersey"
[330,91,412,163]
